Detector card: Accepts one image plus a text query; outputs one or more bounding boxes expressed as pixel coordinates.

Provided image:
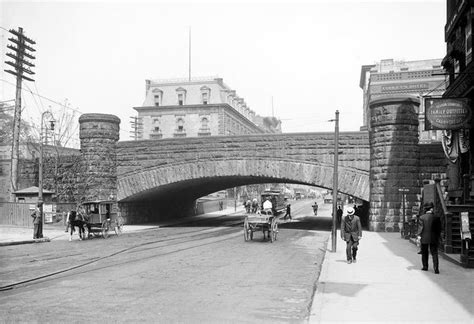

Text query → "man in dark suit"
[417,202,441,274]
[341,207,362,264]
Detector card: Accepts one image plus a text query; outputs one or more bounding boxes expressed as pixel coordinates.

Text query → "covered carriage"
[81,200,124,239]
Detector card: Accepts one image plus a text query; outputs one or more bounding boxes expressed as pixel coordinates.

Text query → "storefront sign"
[425,98,472,130]
[381,83,429,92]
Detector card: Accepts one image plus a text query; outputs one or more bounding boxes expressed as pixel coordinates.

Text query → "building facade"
[441,0,474,198]
[133,77,281,139]
[360,58,446,143]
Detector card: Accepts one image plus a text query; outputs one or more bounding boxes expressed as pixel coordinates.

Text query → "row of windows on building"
[152,87,210,107]
[148,116,211,138]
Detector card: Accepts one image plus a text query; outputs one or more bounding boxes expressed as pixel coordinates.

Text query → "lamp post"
[399,188,409,238]
[329,110,339,252]
[38,110,55,238]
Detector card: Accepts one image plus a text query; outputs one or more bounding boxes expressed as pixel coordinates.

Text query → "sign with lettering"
[425,98,472,130]
[381,83,429,92]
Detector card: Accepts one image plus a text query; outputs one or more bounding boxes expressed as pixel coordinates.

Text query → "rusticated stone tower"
[369,97,420,232]
[79,114,120,202]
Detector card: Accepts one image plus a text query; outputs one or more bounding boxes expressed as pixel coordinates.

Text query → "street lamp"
[38,110,55,238]
[399,188,409,239]
[329,110,340,252]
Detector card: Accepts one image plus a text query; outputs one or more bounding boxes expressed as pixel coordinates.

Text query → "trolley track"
[0,223,244,292]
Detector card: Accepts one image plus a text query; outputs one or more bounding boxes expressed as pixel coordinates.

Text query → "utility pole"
[4,27,36,201]
[330,110,340,252]
[129,116,143,140]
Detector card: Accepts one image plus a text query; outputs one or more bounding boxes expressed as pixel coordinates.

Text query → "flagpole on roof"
[188,26,191,82]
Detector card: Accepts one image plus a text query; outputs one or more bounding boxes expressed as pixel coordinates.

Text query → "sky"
[1,0,446,146]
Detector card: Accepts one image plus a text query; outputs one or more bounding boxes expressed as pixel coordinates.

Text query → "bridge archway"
[117,158,369,223]
[118,159,369,202]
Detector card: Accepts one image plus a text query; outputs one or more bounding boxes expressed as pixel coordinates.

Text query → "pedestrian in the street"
[341,207,362,264]
[31,202,42,239]
[416,201,441,274]
[284,204,292,220]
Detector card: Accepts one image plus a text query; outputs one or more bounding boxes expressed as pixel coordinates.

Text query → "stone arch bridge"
[79,97,446,231]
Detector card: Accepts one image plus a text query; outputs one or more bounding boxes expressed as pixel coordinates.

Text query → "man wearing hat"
[341,207,362,264]
[416,202,441,274]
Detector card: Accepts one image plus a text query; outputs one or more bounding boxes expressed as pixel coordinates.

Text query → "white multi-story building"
[133,76,281,139]
[360,58,446,143]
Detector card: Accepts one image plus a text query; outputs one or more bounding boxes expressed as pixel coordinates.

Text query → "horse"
[67,210,88,241]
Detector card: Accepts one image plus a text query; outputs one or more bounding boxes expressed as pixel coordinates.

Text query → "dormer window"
[152,88,163,106]
[200,85,211,105]
[176,87,187,105]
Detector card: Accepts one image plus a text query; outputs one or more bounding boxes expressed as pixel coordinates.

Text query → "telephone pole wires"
[4,27,36,201]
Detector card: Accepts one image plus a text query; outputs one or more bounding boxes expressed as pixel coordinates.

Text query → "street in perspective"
[1,200,331,322]
[1,1,474,323]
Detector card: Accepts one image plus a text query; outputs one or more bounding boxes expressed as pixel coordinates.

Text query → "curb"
[0,237,50,247]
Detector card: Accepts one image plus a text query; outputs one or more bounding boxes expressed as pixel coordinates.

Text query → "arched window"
[177,118,185,132]
[201,117,209,129]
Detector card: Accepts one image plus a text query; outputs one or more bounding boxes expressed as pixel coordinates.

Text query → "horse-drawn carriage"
[243,209,279,243]
[81,200,124,239]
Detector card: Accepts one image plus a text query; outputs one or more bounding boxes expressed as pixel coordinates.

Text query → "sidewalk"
[308,232,474,323]
[0,206,245,246]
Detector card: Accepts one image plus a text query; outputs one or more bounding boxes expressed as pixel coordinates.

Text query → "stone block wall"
[79,114,120,202]
[369,97,420,232]
[116,132,370,178]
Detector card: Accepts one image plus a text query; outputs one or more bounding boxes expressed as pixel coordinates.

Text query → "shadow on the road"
[279,216,332,231]
[380,233,474,317]
[161,214,334,233]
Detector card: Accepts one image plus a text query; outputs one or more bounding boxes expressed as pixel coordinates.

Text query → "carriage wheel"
[102,220,110,239]
[270,219,278,243]
[114,216,124,236]
[243,217,250,241]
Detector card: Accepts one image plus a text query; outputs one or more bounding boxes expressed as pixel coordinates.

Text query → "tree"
[0,102,34,144]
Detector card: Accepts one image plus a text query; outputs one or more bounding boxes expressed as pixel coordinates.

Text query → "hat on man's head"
[346,207,355,215]
[423,202,434,209]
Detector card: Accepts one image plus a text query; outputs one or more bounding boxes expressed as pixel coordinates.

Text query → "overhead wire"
[0,78,82,113]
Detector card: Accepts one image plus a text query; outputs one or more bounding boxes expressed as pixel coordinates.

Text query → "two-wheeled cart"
[81,200,124,239]
[243,209,279,243]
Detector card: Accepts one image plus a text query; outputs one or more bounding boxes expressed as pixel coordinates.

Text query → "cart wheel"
[244,217,250,241]
[250,230,253,240]
[102,220,110,239]
[114,216,124,236]
[270,219,278,243]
